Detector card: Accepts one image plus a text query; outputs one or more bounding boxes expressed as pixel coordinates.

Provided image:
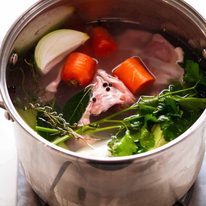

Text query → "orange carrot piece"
[112,57,155,94]
[90,26,117,57]
[61,52,97,86]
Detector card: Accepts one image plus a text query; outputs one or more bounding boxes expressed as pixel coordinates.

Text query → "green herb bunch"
[32,60,206,156]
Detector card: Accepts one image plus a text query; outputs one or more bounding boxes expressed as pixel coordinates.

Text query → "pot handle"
[0,99,13,121]
[50,161,72,191]
[0,100,5,110]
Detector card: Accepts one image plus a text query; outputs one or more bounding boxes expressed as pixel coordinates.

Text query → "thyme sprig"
[30,104,85,141]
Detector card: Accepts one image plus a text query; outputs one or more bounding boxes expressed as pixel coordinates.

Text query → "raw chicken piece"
[142,34,179,63]
[45,66,62,93]
[79,69,136,125]
[116,29,153,50]
[137,34,184,95]
[38,62,64,102]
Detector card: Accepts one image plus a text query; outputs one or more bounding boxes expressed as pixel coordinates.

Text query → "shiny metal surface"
[14,121,206,206]
[16,152,206,206]
[0,0,206,206]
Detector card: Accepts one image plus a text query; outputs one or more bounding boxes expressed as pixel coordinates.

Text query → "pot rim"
[0,0,206,163]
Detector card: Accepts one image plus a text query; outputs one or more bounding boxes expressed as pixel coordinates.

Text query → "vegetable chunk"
[112,57,155,94]
[35,29,89,74]
[90,26,117,57]
[61,52,97,86]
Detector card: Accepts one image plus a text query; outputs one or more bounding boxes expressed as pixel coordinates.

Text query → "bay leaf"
[63,87,92,125]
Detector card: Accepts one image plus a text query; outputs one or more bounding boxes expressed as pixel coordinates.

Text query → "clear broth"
[6,18,203,157]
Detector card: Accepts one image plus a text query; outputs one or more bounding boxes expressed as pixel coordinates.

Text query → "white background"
[0,1,37,205]
[0,0,206,206]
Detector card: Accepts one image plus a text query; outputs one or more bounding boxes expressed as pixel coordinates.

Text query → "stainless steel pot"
[1,0,206,205]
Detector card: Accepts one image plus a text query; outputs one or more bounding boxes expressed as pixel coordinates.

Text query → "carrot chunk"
[61,52,97,86]
[90,26,117,57]
[112,57,155,94]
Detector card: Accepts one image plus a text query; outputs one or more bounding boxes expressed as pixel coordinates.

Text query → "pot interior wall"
[12,0,206,54]
[1,1,206,206]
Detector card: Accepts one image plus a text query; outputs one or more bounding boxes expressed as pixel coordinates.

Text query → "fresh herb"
[183,59,206,98]
[184,60,200,84]
[32,104,82,143]
[32,60,206,157]
[63,86,92,125]
[108,130,137,156]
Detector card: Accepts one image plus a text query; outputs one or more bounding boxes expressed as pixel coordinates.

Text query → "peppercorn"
[103,82,108,87]
[92,97,96,102]
[106,87,110,92]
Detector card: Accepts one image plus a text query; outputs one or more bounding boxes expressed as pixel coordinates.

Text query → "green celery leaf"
[144,114,158,124]
[124,114,144,131]
[133,127,155,149]
[160,120,177,141]
[138,104,156,115]
[184,59,206,86]
[159,111,197,142]
[154,96,183,119]
[17,108,37,129]
[108,130,137,156]
[150,124,167,149]
[174,96,206,111]
[63,87,92,125]
[138,96,159,107]
[184,60,200,83]
[138,127,155,149]
[163,97,180,114]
